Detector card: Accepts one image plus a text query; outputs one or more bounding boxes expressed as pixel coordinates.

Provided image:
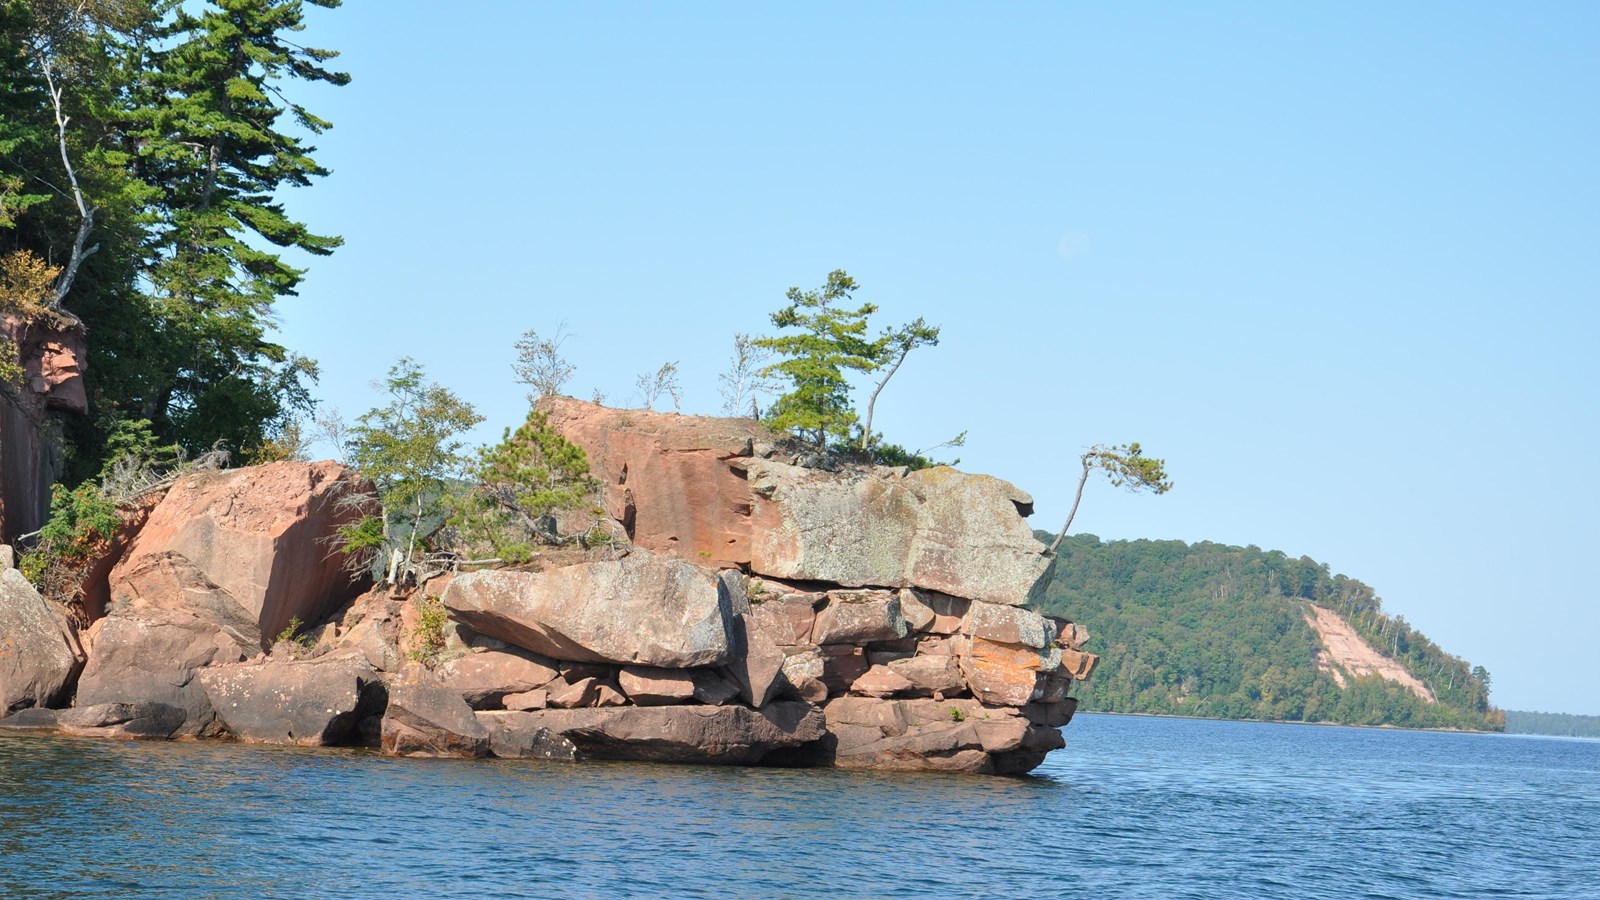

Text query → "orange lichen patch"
[1303,604,1434,702]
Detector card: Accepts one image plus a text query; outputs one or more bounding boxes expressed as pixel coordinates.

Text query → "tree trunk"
[1044,452,1094,557]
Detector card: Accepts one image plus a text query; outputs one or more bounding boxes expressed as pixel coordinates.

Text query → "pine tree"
[755,269,883,449]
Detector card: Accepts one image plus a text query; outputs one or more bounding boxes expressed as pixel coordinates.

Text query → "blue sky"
[272,2,1598,714]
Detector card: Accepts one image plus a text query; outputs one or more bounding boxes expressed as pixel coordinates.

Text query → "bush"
[408,596,449,666]
[21,482,121,621]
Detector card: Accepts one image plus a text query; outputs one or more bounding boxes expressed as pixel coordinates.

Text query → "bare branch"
[40,59,98,309]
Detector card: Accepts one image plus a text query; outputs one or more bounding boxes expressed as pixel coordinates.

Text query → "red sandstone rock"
[107,460,373,648]
[539,397,768,567]
[442,550,734,668]
[956,636,1062,707]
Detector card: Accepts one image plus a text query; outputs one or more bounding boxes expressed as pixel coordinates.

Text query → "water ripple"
[1,716,1596,897]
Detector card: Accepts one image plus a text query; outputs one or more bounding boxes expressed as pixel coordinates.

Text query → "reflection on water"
[2,715,1596,898]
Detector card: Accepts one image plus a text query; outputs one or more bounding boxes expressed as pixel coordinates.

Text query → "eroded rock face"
[74,607,249,737]
[0,315,87,542]
[0,566,84,713]
[487,702,826,765]
[442,550,734,667]
[199,652,382,746]
[107,461,373,647]
[539,397,769,567]
[745,461,1050,605]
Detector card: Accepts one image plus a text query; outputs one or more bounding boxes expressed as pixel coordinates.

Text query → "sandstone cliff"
[0,402,1098,776]
[0,314,87,543]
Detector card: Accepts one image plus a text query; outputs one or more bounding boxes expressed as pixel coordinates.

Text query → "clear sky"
[270,2,1598,715]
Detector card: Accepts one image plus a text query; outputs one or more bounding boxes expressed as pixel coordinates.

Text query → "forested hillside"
[1504,711,1600,738]
[1031,533,1502,731]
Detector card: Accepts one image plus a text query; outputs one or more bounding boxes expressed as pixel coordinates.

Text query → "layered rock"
[542,399,1050,605]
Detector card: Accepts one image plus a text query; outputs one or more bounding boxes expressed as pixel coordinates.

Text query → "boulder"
[74,607,250,737]
[380,669,491,758]
[198,652,382,746]
[0,566,84,713]
[56,701,186,740]
[488,702,826,765]
[962,601,1054,649]
[504,690,547,711]
[778,650,829,703]
[539,396,769,567]
[745,461,1050,605]
[746,591,819,646]
[886,655,965,697]
[811,590,908,644]
[822,697,1062,775]
[106,460,373,648]
[956,637,1062,707]
[849,665,916,698]
[435,648,560,710]
[442,550,734,667]
[617,667,698,706]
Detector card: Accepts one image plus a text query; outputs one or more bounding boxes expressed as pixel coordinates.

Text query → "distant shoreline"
[1078,709,1495,734]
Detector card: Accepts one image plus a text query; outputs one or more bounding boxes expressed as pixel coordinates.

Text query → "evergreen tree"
[756,269,884,449]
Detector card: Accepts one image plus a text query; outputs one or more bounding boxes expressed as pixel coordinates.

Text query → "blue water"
[1,714,1595,898]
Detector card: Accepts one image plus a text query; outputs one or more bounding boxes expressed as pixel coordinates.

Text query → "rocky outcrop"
[1,404,1098,777]
[0,564,84,713]
[542,400,1051,605]
[744,461,1050,605]
[107,460,373,647]
[198,652,383,746]
[442,550,734,667]
[539,396,769,568]
[70,462,373,736]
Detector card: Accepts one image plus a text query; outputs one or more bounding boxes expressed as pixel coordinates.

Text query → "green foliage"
[2,0,346,483]
[343,358,482,581]
[1085,443,1173,495]
[449,409,597,563]
[273,614,314,651]
[947,706,965,723]
[20,481,121,617]
[1044,442,1174,556]
[407,596,448,667]
[1032,533,1501,731]
[756,270,884,448]
[1503,710,1600,737]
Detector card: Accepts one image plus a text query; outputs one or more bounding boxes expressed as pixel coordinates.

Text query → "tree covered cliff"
[1031,533,1502,731]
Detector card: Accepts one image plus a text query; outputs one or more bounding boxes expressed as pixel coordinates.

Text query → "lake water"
[1,713,1595,898]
